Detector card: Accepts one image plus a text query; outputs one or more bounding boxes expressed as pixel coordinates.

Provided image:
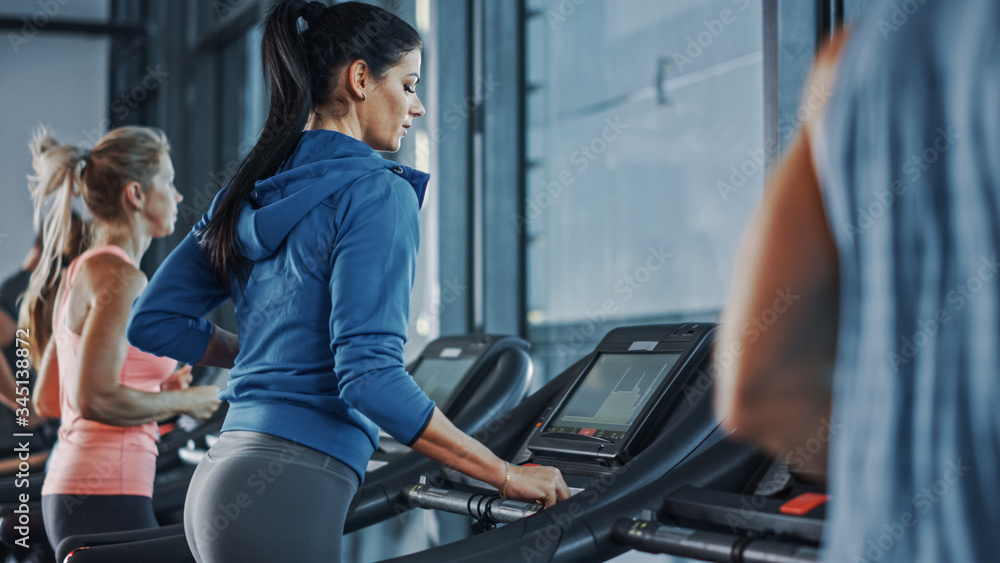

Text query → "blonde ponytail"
[19,127,87,360]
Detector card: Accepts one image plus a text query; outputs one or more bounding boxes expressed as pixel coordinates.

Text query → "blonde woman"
[21,127,221,550]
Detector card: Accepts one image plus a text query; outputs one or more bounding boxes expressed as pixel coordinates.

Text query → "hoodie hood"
[236,129,429,261]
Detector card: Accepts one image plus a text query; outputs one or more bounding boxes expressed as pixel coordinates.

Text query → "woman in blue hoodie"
[127,2,569,561]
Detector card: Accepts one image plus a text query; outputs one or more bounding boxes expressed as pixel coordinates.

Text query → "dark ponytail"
[199,0,421,292]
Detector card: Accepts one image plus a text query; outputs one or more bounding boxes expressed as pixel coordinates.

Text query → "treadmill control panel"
[511,323,714,469]
[411,355,478,408]
[542,352,682,443]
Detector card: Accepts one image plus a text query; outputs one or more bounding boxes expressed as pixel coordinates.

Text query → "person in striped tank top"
[716,1,1000,561]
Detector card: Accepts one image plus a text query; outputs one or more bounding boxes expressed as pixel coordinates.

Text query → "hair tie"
[79,148,91,176]
[303,1,325,25]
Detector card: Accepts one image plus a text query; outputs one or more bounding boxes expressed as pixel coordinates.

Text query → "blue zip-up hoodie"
[127,130,436,481]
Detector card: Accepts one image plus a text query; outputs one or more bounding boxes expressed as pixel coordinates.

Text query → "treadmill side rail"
[612,518,821,563]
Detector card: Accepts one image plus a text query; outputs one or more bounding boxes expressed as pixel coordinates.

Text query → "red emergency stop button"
[779,493,829,515]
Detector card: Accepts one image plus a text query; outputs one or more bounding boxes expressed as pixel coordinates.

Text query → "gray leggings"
[184,431,360,563]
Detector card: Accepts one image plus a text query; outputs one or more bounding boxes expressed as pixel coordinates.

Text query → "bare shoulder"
[77,253,148,306]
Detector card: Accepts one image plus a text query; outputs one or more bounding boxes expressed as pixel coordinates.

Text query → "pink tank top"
[41,246,176,497]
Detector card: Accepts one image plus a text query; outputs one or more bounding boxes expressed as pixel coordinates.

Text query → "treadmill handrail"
[403,483,541,523]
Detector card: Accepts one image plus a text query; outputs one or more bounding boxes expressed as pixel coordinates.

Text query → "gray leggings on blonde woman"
[184,431,360,563]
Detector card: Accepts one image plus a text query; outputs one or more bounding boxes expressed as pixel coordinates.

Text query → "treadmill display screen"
[545,353,681,442]
[412,357,477,406]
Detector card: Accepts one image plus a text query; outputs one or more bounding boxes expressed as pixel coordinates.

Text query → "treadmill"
[377,323,766,563]
[58,333,533,563]
[0,366,232,563]
[612,458,825,562]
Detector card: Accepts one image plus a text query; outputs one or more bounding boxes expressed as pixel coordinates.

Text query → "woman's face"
[141,154,182,237]
[359,50,425,152]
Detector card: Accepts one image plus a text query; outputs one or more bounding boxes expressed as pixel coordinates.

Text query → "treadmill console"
[508,323,713,472]
[373,334,531,463]
[531,352,682,461]
[409,348,480,412]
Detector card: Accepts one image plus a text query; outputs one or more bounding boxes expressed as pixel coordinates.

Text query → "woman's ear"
[123,181,145,213]
[348,59,370,101]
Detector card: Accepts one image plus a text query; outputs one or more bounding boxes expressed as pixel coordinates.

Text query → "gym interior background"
[0,0,878,560]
